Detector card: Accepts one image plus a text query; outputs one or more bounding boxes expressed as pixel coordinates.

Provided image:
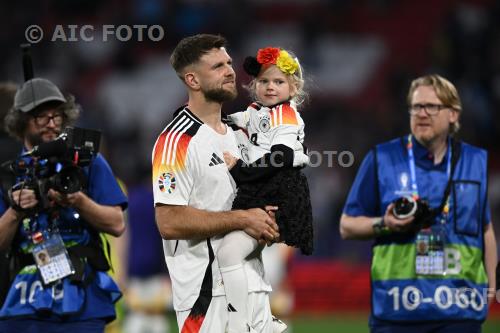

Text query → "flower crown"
[243,47,301,77]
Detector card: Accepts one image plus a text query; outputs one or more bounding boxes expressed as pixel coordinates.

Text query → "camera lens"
[51,166,85,193]
[393,196,418,219]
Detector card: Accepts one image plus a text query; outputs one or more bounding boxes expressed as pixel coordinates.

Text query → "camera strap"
[434,137,461,218]
[406,135,461,220]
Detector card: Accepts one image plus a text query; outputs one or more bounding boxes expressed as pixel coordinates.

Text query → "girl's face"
[255,65,296,106]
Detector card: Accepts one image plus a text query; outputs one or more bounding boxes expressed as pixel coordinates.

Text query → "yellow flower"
[276,50,298,75]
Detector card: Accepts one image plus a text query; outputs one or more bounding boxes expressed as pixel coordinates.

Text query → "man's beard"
[203,86,237,103]
[25,132,44,147]
[25,130,60,148]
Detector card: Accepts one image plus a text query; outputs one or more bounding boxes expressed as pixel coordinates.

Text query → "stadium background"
[1,0,499,332]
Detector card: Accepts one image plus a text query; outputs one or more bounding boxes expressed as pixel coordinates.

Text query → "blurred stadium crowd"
[0,0,499,320]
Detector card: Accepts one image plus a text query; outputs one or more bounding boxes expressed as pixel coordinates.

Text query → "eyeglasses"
[33,113,64,127]
[408,103,449,116]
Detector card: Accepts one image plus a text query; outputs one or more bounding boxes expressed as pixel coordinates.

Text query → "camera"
[392,196,435,231]
[2,127,101,213]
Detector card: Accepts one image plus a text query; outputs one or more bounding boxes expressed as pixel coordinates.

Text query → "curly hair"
[4,94,80,141]
[0,82,17,114]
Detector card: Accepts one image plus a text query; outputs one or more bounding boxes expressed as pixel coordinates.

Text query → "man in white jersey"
[152,34,280,333]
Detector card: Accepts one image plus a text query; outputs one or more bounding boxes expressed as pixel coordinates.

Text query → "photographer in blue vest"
[0,78,127,333]
[340,74,497,333]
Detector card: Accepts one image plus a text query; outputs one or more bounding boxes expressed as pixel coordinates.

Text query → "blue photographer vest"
[371,137,489,322]
[0,153,127,321]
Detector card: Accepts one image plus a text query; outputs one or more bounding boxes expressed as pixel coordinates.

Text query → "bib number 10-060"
[387,285,485,311]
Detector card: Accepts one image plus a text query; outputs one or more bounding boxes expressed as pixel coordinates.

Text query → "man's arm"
[155,204,279,242]
[484,222,497,305]
[0,188,38,251]
[340,214,379,240]
[340,204,415,240]
[49,189,125,237]
[0,208,22,251]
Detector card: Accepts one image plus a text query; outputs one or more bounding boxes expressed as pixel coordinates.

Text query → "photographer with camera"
[340,74,497,333]
[0,78,127,333]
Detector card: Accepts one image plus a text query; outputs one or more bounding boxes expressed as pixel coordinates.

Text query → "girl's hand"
[223,151,238,170]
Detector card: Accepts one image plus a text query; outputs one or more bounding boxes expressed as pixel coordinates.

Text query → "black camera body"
[392,196,435,231]
[4,127,101,213]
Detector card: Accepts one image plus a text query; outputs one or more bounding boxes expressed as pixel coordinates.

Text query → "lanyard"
[406,134,452,220]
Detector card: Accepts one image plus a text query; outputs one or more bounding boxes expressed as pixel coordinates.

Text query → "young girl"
[218,47,313,333]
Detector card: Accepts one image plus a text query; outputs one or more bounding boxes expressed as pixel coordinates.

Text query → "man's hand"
[263,205,280,245]
[48,189,124,236]
[48,189,85,208]
[383,203,415,233]
[10,188,38,210]
[240,206,279,244]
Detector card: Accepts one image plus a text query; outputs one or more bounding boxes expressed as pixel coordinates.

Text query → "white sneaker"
[272,316,288,333]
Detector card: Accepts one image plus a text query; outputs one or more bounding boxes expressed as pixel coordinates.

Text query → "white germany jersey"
[152,107,271,311]
[228,101,309,166]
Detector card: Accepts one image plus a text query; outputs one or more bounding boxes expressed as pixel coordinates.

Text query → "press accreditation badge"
[415,226,446,276]
[32,232,75,285]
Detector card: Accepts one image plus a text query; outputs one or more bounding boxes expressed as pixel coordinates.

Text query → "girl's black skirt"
[231,168,313,255]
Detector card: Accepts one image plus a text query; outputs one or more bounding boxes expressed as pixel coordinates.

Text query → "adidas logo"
[227,303,237,312]
[209,153,224,166]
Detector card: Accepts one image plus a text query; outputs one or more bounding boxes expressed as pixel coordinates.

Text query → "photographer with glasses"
[0,78,127,333]
[340,74,497,333]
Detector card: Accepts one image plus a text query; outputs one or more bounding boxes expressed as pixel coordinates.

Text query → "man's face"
[25,104,64,147]
[192,47,237,103]
[410,85,458,145]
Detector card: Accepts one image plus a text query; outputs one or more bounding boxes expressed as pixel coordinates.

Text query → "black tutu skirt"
[231,168,313,255]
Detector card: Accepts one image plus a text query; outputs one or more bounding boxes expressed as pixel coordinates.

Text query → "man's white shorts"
[176,292,272,333]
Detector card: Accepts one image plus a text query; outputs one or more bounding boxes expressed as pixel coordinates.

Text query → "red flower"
[256,47,280,65]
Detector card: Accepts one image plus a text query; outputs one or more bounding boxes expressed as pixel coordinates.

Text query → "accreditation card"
[415,225,446,276]
[32,231,75,285]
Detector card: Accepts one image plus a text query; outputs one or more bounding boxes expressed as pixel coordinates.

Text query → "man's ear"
[449,108,459,124]
[184,72,200,90]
